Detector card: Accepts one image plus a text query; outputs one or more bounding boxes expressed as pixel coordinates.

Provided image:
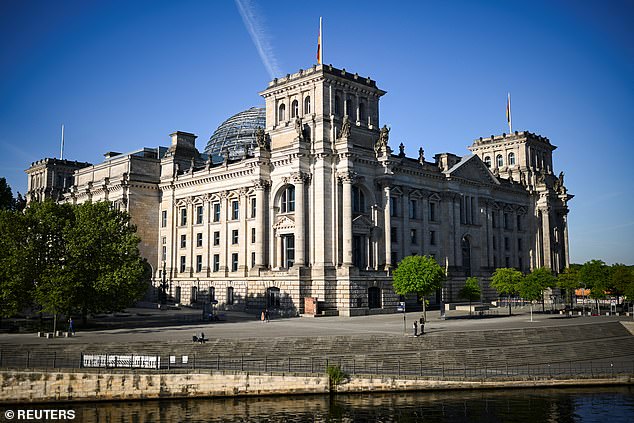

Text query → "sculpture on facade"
[375,125,390,153]
[294,116,303,139]
[339,115,351,139]
[255,126,267,149]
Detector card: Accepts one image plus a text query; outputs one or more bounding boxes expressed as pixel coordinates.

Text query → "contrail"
[235,0,281,79]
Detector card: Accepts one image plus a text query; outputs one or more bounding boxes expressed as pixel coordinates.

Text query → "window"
[409,199,417,219]
[281,186,295,213]
[251,252,256,268]
[493,235,497,250]
[227,287,234,305]
[209,286,215,301]
[251,198,257,218]
[508,152,516,166]
[345,98,353,118]
[430,230,436,246]
[162,246,166,261]
[496,154,504,168]
[251,227,256,243]
[180,234,186,248]
[213,231,220,246]
[391,252,398,266]
[180,208,187,226]
[429,202,436,221]
[161,210,167,227]
[232,229,239,244]
[196,255,202,272]
[213,203,220,222]
[518,238,523,251]
[291,99,299,118]
[391,227,397,243]
[232,200,239,220]
[504,237,509,250]
[267,287,280,308]
[278,103,286,122]
[504,213,510,230]
[282,234,294,268]
[213,254,220,272]
[180,256,186,273]
[517,214,522,231]
[196,233,203,247]
[492,211,497,228]
[304,96,311,114]
[368,287,381,309]
[410,229,417,245]
[519,257,523,271]
[231,253,239,272]
[359,102,366,122]
[352,186,365,213]
[484,156,491,168]
[390,196,398,217]
[334,95,341,115]
[505,256,510,268]
[196,206,203,224]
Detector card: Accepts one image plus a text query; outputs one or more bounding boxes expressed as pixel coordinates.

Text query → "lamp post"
[581,283,586,316]
[160,261,167,305]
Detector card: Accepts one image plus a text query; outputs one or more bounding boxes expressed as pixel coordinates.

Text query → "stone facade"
[25,64,572,316]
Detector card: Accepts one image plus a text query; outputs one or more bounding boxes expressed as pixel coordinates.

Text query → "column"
[340,172,353,266]
[563,213,570,269]
[276,234,283,268]
[254,181,266,268]
[384,185,392,270]
[239,189,248,273]
[541,207,552,269]
[219,192,228,273]
[293,173,306,266]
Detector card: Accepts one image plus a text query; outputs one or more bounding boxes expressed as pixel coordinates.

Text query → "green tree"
[519,270,547,321]
[65,202,148,323]
[579,260,611,314]
[459,277,481,316]
[490,268,523,316]
[0,210,33,318]
[610,264,633,306]
[557,267,580,310]
[0,178,14,211]
[525,268,556,312]
[392,255,445,321]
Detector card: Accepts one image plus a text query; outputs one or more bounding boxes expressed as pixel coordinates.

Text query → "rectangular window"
[213,231,220,246]
[213,254,220,272]
[232,229,239,244]
[518,238,523,251]
[227,287,234,305]
[232,200,239,220]
[504,213,510,230]
[180,234,186,248]
[180,256,186,273]
[391,227,397,243]
[231,253,239,272]
[390,196,398,217]
[517,214,522,231]
[196,255,202,272]
[504,237,509,250]
[391,252,398,266]
[251,252,256,268]
[505,256,510,268]
[429,202,436,222]
[161,210,167,227]
[492,211,497,228]
[180,208,187,226]
[251,198,257,218]
[213,203,220,222]
[430,230,436,246]
[196,205,203,225]
[410,229,417,245]
[409,199,417,219]
[493,235,497,251]
[519,256,523,271]
[196,233,203,247]
[162,246,166,261]
[251,227,256,243]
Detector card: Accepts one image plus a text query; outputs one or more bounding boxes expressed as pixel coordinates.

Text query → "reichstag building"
[25,64,572,316]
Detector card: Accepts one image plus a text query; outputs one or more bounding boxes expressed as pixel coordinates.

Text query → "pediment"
[273,215,295,231]
[428,192,441,202]
[446,155,499,185]
[353,215,374,230]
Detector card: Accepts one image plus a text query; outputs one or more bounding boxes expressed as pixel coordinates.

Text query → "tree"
[579,260,611,314]
[459,277,481,316]
[525,268,556,312]
[65,202,148,323]
[392,255,445,321]
[0,210,33,318]
[0,178,14,211]
[519,271,547,321]
[610,264,633,306]
[490,268,523,316]
[557,267,580,310]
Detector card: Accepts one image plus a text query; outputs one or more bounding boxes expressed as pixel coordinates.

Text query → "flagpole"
[60,124,65,160]
[507,92,512,133]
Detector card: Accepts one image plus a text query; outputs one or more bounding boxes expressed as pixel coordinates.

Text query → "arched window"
[345,99,353,118]
[484,156,491,167]
[334,95,341,115]
[352,186,366,214]
[508,152,516,166]
[281,185,295,213]
[291,100,299,118]
[496,154,504,168]
[359,102,366,122]
[278,103,286,122]
[304,96,311,114]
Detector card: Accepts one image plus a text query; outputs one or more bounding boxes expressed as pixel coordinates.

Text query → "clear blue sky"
[1,0,632,265]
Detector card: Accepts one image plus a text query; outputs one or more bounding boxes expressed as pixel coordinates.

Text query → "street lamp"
[160,261,167,305]
[581,283,586,316]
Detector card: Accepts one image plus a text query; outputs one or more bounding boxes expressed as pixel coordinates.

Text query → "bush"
[326,364,347,387]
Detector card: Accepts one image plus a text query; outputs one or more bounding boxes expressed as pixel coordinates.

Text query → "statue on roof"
[255,126,267,149]
[375,125,390,154]
[418,147,425,164]
[398,143,405,157]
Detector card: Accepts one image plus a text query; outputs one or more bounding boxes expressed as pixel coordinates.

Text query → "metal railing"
[1,350,633,380]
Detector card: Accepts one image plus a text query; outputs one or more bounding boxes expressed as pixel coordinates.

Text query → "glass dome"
[204,107,265,160]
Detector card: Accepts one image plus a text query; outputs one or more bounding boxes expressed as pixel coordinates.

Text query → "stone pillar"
[384,185,392,270]
[541,206,552,269]
[340,172,354,266]
[293,173,306,266]
[254,181,266,269]
[276,234,283,268]
[239,189,248,273]
[563,213,570,269]
[219,192,228,274]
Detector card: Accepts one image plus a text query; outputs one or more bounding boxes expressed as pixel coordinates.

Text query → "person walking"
[265,308,270,323]
[68,317,75,336]
[419,316,425,335]
[413,320,418,337]
[261,310,265,323]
